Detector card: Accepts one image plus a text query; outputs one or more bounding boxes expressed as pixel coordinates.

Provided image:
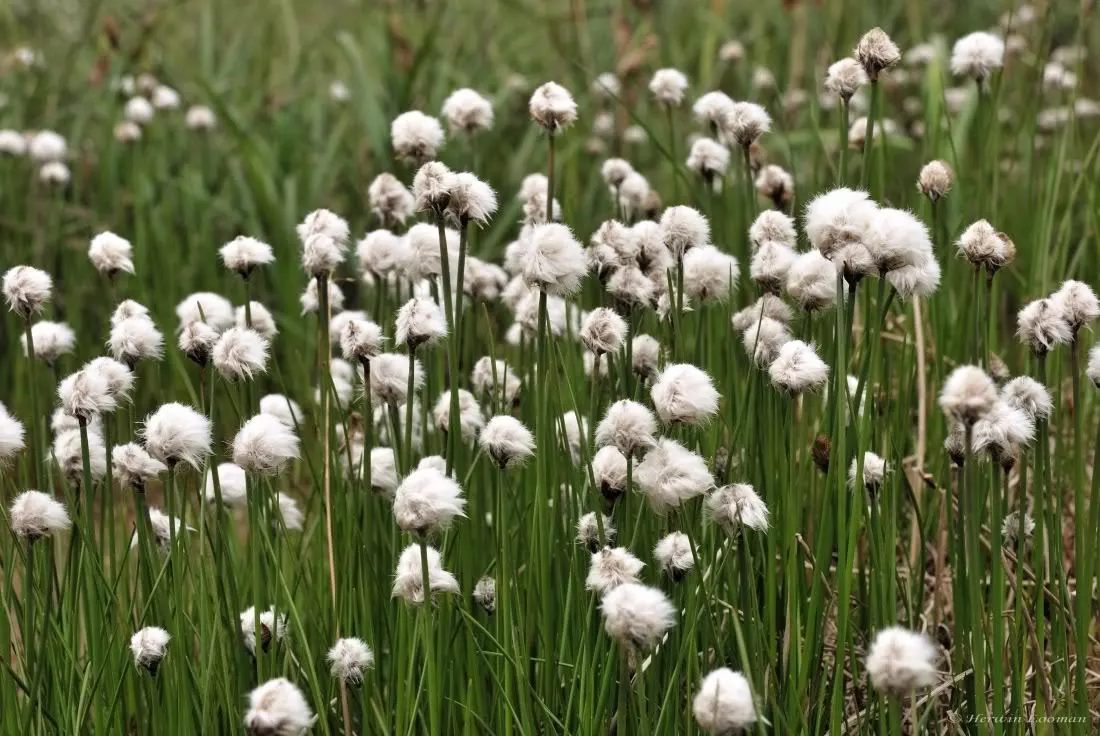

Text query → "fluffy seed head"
[1087,345,1100,387]
[391,110,445,165]
[369,353,422,406]
[939,366,997,425]
[693,668,759,734]
[205,463,247,506]
[393,467,466,534]
[1051,280,1099,334]
[848,451,888,493]
[1001,377,1052,421]
[10,490,70,541]
[240,606,288,655]
[395,297,447,349]
[683,246,739,303]
[769,340,829,393]
[1002,511,1035,546]
[803,187,877,258]
[298,208,349,276]
[686,137,731,181]
[0,403,26,463]
[53,428,107,483]
[654,531,694,580]
[471,357,522,406]
[300,277,345,315]
[580,307,627,355]
[212,327,268,381]
[176,292,234,332]
[591,446,628,500]
[473,576,497,614]
[1016,298,1072,355]
[635,438,714,512]
[441,88,494,135]
[732,295,794,334]
[59,369,117,419]
[586,547,645,595]
[109,317,164,366]
[327,638,375,686]
[3,266,52,318]
[392,543,460,604]
[112,443,167,490]
[596,399,658,457]
[649,68,689,106]
[855,27,901,80]
[743,316,793,366]
[577,512,616,551]
[85,356,135,400]
[951,32,1005,82]
[89,232,135,276]
[130,627,171,674]
[864,207,933,273]
[631,334,661,380]
[722,101,771,148]
[185,105,217,130]
[340,319,385,362]
[142,402,212,469]
[972,401,1035,461]
[917,160,953,201]
[660,206,711,258]
[22,321,74,365]
[220,236,274,277]
[367,175,415,228]
[178,321,220,366]
[956,220,1012,271]
[244,678,315,736]
[750,242,798,294]
[600,583,676,650]
[529,82,578,133]
[693,91,736,132]
[600,158,635,189]
[750,211,797,251]
[706,483,769,533]
[446,171,498,225]
[480,415,535,469]
[28,130,66,162]
[233,414,300,475]
[865,627,940,697]
[651,363,720,425]
[432,389,484,441]
[518,223,588,295]
[786,250,838,312]
[825,58,869,100]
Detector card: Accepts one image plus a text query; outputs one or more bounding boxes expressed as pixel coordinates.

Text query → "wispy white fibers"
[395,296,447,348]
[370,353,423,406]
[732,295,794,333]
[848,451,888,493]
[244,678,316,736]
[660,205,710,259]
[972,401,1035,462]
[473,576,497,614]
[686,137,730,183]
[432,389,484,440]
[654,531,694,580]
[212,327,268,381]
[300,277,345,314]
[951,32,1005,83]
[824,58,868,102]
[139,508,193,552]
[53,428,107,483]
[232,414,300,474]
[393,467,466,534]
[447,171,498,225]
[754,164,794,209]
[179,321,220,366]
[956,220,1013,273]
[596,399,657,457]
[529,82,577,133]
[298,208,350,277]
[1016,298,1072,355]
[586,547,645,595]
[176,292,235,332]
[28,130,66,163]
[518,223,588,295]
[85,356,135,401]
[634,438,714,511]
[600,582,676,650]
[558,411,589,464]
[88,231,135,276]
[471,357,522,406]
[577,512,616,551]
[185,105,217,130]
[219,235,274,278]
[693,91,735,133]
[130,626,171,674]
[768,340,829,393]
[236,302,278,340]
[480,415,535,469]
[1051,279,1100,336]
[854,27,901,80]
[109,316,164,366]
[785,250,838,312]
[112,443,167,490]
[0,402,26,463]
[21,321,74,365]
[651,363,720,425]
[580,307,627,355]
[340,318,385,363]
[205,462,247,507]
[1001,377,1053,422]
[683,246,738,303]
[142,402,212,469]
[742,316,792,367]
[591,446,628,500]
[705,483,769,533]
[59,368,117,419]
[391,110,445,164]
[240,606,288,655]
[327,637,375,686]
[441,88,494,135]
[357,229,408,279]
[392,543,460,604]
[751,209,797,253]
[918,160,953,202]
[803,187,877,259]
[693,668,759,734]
[367,175,415,228]
[649,68,689,107]
[3,266,52,318]
[939,366,997,426]
[278,493,304,531]
[722,101,771,148]
[10,490,71,541]
[750,241,797,294]
[865,626,941,696]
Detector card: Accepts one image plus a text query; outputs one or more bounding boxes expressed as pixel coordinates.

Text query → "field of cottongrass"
[2,0,1100,733]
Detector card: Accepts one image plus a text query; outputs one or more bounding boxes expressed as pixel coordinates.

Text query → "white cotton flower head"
[412,161,455,214]
[750,241,798,294]
[755,165,795,209]
[855,27,902,80]
[391,110,445,165]
[40,158,70,183]
[918,160,953,201]
[124,96,155,125]
[236,302,278,340]
[1087,346,1100,388]
[768,340,828,394]
[361,447,399,495]
[586,546,645,595]
[660,206,710,258]
[592,72,620,98]
[298,208,349,277]
[112,442,167,490]
[108,316,164,366]
[471,357,522,406]
[600,582,676,650]
[956,220,1011,271]
[600,158,636,189]
[441,88,494,135]
[1001,377,1052,421]
[683,246,738,303]
[693,91,736,133]
[21,321,75,365]
[865,626,940,697]
[28,130,66,163]
[340,318,385,363]
[518,223,588,295]
[580,307,628,355]
[864,207,933,274]
[0,129,27,156]
[742,316,793,367]
[277,493,304,531]
[635,438,714,512]
[480,415,535,469]
[58,368,117,419]
[367,175,415,228]
[52,428,107,483]
[3,266,52,318]
[10,490,70,541]
[1051,280,1100,335]
[142,402,212,469]
[329,80,350,101]
[750,211,797,252]
[357,229,408,278]
[848,451,888,493]
[244,678,315,736]
[786,250,838,312]
[951,32,1005,83]
[651,364,720,425]
[972,401,1035,462]
[591,445,628,500]
[432,389,485,441]
[447,171,498,225]
[403,225,454,282]
[232,414,300,475]
[649,68,689,106]
[220,236,273,278]
[654,532,694,580]
[803,187,877,258]
[825,58,869,101]
[113,117,142,140]
[205,462,247,507]
[140,508,192,552]
[606,266,656,312]
[629,334,660,380]
[686,137,730,181]
[112,299,150,326]
[1016,298,1072,355]
[392,543,460,604]
[369,352,422,406]
[88,231,135,276]
[393,467,466,534]
[722,101,771,148]
[184,105,217,130]
[596,400,657,458]
[558,411,589,464]
[178,320,220,366]
[176,292,234,332]
[732,295,794,334]
[240,606,289,655]
[706,483,769,533]
[529,81,577,133]
[395,296,447,349]
[0,403,26,464]
[472,576,497,614]
[1002,511,1035,547]
[693,669,758,734]
[151,85,180,110]
[85,356,135,401]
[577,512,616,552]
[939,366,998,426]
[616,172,650,221]
[299,277,345,315]
[211,327,267,381]
[886,254,941,300]
[130,626,170,674]
[327,638,375,686]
